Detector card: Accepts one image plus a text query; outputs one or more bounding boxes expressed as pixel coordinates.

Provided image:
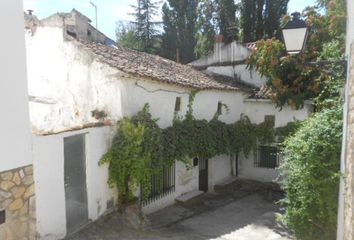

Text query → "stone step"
[175,190,204,203]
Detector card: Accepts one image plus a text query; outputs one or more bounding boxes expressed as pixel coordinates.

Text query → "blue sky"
[23,0,318,40]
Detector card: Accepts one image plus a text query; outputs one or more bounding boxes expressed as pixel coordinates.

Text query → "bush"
[280,102,342,240]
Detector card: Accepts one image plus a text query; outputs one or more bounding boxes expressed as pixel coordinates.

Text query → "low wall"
[0,165,36,240]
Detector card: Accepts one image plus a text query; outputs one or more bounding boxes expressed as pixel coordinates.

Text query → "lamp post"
[90,1,97,29]
[281,12,347,75]
[281,12,308,55]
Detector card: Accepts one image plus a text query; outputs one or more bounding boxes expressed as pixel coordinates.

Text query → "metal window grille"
[141,161,176,206]
[254,146,280,169]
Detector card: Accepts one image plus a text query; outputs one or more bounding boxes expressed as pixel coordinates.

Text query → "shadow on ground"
[66,179,293,240]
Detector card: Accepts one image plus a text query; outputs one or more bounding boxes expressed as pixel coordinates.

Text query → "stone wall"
[0,165,36,240]
[344,43,354,240]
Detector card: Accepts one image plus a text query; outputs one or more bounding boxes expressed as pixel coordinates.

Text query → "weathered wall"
[243,99,312,127]
[32,127,116,239]
[0,166,36,239]
[342,34,354,240]
[206,65,266,88]
[26,26,124,133]
[338,1,354,239]
[0,1,32,172]
[189,41,250,67]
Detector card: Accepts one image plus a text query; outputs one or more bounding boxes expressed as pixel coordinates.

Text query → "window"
[217,101,223,115]
[175,97,181,111]
[141,161,176,206]
[264,115,275,127]
[0,210,5,225]
[255,145,280,169]
[193,157,199,167]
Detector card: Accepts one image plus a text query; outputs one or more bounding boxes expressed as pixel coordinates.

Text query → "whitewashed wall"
[32,127,116,240]
[189,41,250,67]
[26,26,124,133]
[209,155,233,189]
[238,99,312,182]
[0,1,32,172]
[206,65,266,88]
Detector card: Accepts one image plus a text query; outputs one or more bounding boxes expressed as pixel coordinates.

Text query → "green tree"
[241,0,289,43]
[130,0,161,53]
[160,0,198,63]
[116,21,142,50]
[281,96,342,239]
[215,0,239,43]
[195,0,217,58]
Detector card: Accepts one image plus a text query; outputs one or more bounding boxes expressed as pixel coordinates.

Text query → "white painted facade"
[0,1,32,172]
[32,126,117,239]
[189,41,267,88]
[25,16,311,238]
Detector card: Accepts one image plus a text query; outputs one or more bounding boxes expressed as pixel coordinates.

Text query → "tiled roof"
[77,40,242,91]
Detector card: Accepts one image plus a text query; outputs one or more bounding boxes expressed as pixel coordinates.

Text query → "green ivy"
[100,93,284,203]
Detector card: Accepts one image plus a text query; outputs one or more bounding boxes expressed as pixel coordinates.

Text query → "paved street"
[67,181,293,240]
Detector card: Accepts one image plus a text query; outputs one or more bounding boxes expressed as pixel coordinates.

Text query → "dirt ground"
[66,180,293,240]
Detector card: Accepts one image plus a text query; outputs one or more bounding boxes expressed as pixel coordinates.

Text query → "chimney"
[27,10,34,15]
[214,35,224,60]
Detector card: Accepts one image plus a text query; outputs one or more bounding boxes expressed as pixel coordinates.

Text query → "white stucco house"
[21,9,312,239]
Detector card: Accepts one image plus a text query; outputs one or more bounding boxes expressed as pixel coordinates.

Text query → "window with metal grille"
[255,146,280,169]
[141,161,176,206]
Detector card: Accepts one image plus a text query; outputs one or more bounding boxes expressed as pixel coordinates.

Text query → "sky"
[23,0,318,41]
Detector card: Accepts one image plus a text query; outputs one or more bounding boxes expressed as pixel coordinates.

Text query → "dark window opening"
[255,146,279,169]
[0,210,5,225]
[87,29,92,37]
[193,157,199,167]
[175,97,181,111]
[264,115,275,127]
[217,101,222,115]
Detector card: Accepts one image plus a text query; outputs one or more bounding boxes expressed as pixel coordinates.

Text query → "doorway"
[199,158,208,192]
[64,134,88,235]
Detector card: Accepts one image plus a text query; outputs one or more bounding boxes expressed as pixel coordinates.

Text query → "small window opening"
[193,157,199,167]
[217,101,223,115]
[0,210,5,225]
[255,145,280,169]
[264,115,275,127]
[87,29,92,37]
[175,97,181,111]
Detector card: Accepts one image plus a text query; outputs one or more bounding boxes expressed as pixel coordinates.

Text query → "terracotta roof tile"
[76,40,242,91]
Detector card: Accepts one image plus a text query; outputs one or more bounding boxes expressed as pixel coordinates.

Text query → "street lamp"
[281,12,309,55]
[281,12,346,75]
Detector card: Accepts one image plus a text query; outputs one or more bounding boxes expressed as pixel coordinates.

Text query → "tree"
[241,0,289,43]
[247,3,345,109]
[215,0,239,43]
[195,0,217,58]
[160,0,198,63]
[130,0,161,53]
[116,21,142,51]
